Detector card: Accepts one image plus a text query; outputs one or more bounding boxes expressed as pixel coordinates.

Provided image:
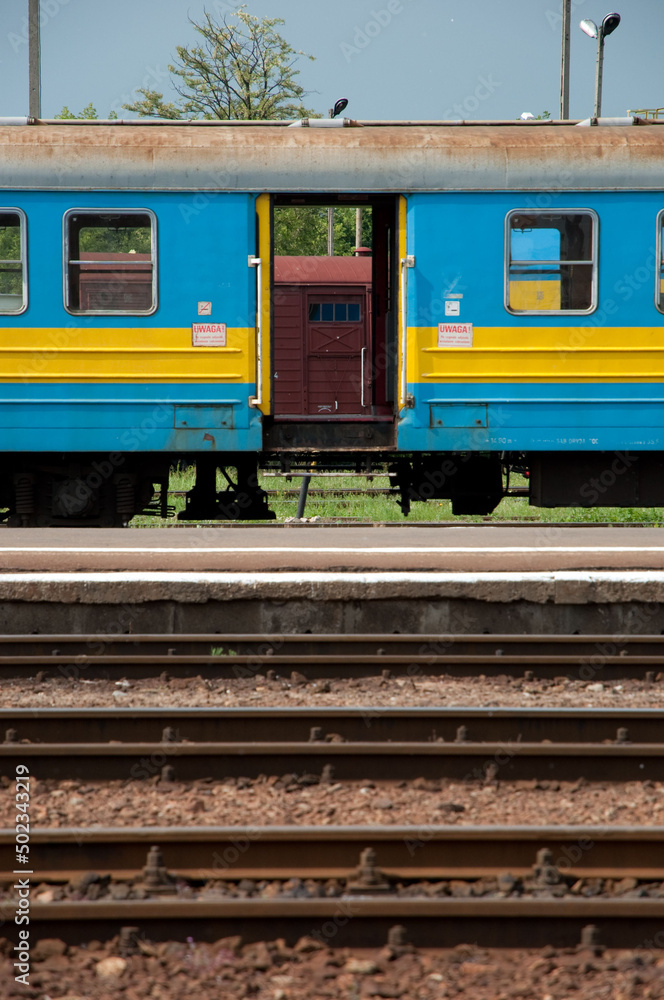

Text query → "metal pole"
[28,0,41,118]
[560,0,571,119]
[355,207,363,250]
[295,473,312,519]
[594,28,604,118]
[327,105,334,255]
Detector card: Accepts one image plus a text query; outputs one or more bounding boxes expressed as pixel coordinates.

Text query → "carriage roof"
[1,121,663,193]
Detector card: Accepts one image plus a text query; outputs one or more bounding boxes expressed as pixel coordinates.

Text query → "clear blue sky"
[2,0,662,121]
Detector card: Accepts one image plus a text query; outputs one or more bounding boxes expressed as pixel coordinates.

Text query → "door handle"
[361,346,367,407]
[248,255,262,407]
[400,255,415,409]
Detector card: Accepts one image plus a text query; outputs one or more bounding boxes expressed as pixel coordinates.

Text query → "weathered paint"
[0,382,261,451]
[273,256,372,417]
[398,380,664,451]
[2,124,664,192]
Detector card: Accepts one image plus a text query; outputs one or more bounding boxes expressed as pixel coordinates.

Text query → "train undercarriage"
[3,450,664,526]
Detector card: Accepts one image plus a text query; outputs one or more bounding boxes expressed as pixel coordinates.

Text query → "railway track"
[1,706,662,781]
[3,706,661,743]
[3,626,662,953]
[2,824,661,880]
[2,825,663,948]
[2,632,664,680]
[8,898,664,949]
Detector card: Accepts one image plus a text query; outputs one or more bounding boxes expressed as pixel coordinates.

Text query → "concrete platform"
[1,524,664,574]
[0,525,663,635]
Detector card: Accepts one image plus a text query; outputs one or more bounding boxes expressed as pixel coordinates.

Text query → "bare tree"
[124,5,316,120]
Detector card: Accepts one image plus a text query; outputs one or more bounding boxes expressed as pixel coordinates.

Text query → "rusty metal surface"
[2,824,662,880]
[1,124,664,192]
[3,705,663,744]
[1,632,664,681]
[1,739,662,781]
[26,898,664,917]
[14,897,664,949]
[1,630,663,654]
[0,654,661,681]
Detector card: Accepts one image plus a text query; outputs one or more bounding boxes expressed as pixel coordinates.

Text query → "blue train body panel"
[406,191,663,330]
[0,191,259,453]
[0,383,261,452]
[398,383,664,452]
[401,190,664,453]
[0,190,257,331]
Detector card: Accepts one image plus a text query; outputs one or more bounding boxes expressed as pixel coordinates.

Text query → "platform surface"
[1,524,664,574]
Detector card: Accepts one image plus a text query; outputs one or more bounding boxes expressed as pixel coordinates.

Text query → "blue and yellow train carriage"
[0,117,663,524]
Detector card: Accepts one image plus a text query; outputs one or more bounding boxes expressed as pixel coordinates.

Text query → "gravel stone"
[0,939,662,998]
[3,775,662,828]
[4,672,664,709]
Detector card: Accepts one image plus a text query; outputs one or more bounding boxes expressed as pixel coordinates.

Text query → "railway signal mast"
[579,12,621,118]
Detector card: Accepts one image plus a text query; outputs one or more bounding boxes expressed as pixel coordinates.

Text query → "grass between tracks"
[131,466,664,526]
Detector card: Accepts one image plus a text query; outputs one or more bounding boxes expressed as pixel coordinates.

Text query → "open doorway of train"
[264,195,399,452]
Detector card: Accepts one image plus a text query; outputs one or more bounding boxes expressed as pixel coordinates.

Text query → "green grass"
[130,467,664,526]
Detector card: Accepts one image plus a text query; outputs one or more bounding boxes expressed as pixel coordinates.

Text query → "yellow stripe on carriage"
[408,326,664,383]
[0,327,255,382]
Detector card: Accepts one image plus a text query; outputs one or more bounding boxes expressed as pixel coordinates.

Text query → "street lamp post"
[327,99,348,256]
[580,12,621,118]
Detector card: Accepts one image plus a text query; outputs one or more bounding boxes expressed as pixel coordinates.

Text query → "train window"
[0,210,27,315]
[505,209,597,314]
[64,209,157,314]
[308,302,362,322]
[657,211,664,314]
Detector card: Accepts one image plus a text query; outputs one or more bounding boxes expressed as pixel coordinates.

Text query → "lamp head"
[580,18,598,37]
[601,12,621,36]
[331,98,349,118]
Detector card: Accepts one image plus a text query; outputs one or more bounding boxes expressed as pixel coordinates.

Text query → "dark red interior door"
[306,295,367,415]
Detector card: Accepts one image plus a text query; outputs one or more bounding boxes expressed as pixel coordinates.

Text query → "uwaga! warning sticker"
[192,323,227,346]
[438,323,473,347]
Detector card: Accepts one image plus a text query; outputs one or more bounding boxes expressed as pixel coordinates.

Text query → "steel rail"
[1,825,661,881]
[3,895,664,949]
[2,630,664,651]
[4,826,664,946]
[1,632,664,680]
[0,656,659,680]
[2,738,663,781]
[2,706,662,745]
